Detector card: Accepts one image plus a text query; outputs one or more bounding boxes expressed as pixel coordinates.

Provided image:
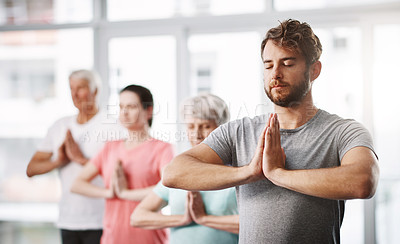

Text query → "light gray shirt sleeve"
[202,122,235,166]
[337,120,377,160]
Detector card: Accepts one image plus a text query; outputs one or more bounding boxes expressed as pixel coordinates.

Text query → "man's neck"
[77,106,99,124]
[274,99,318,130]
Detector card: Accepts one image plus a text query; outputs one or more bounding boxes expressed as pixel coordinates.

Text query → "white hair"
[69,69,101,93]
[180,93,230,126]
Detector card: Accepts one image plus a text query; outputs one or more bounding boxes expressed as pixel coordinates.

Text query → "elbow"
[130,210,143,227]
[161,163,178,188]
[26,166,35,178]
[356,181,375,199]
[163,153,197,190]
[355,169,380,199]
[130,217,139,227]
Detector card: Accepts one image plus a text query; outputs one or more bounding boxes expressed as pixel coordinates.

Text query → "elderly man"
[27,70,124,244]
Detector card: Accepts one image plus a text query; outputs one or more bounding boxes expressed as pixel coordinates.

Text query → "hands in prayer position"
[249,113,286,181]
[64,130,88,165]
[55,142,70,167]
[112,160,128,199]
[187,191,207,225]
[170,191,211,226]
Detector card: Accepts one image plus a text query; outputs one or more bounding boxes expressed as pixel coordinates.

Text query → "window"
[0,28,93,224]
[108,35,177,143]
[0,0,93,25]
[274,0,400,11]
[0,29,93,137]
[107,0,265,21]
[373,24,400,244]
[313,27,363,121]
[188,32,267,121]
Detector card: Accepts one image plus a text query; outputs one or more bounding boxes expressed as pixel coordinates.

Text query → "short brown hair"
[261,19,322,66]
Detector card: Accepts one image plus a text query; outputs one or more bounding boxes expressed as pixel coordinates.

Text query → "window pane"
[274,0,400,11]
[0,29,93,138]
[313,27,363,121]
[182,0,265,16]
[0,0,92,25]
[188,32,265,122]
[107,0,265,21]
[373,24,400,244]
[107,0,175,21]
[109,35,177,143]
[0,28,93,223]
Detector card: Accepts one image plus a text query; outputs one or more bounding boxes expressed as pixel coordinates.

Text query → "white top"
[37,111,126,230]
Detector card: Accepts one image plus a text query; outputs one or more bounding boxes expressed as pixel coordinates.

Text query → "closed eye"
[264,63,273,69]
[282,57,296,67]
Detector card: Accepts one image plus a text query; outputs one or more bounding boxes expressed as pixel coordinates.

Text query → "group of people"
[26,70,238,243]
[26,19,379,244]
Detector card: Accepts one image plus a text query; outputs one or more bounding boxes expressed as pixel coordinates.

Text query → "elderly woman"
[131,93,239,244]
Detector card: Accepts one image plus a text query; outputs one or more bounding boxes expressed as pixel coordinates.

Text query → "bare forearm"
[270,164,379,200]
[198,215,239,234]
[71,179,111,198]
[163,154,254,191]
[131,210,189,229]
[26,160,61,177]
[119,186,154,201]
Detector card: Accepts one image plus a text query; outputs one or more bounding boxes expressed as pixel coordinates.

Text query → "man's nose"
[271,66,283,79]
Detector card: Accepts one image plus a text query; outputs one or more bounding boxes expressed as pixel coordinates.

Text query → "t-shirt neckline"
[279,109,322,134]
[121,137,156,151]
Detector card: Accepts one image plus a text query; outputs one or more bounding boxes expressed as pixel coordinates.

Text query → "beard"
[264,71,311,107]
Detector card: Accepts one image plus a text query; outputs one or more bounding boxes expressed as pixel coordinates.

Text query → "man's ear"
[310,61,322,82]
[93,88,98,96]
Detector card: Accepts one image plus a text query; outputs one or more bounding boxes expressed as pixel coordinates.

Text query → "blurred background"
[0,0,399,243]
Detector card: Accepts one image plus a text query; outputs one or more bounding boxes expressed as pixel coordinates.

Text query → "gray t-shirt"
[203,109,375,244]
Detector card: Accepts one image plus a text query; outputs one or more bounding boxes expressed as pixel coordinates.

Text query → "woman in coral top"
[71,84,173,244]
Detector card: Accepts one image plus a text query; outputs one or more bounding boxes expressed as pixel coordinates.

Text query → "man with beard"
[163,19,379,243]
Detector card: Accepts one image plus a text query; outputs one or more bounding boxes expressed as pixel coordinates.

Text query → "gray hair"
[69,69,101,93]
[180,93,230,126]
